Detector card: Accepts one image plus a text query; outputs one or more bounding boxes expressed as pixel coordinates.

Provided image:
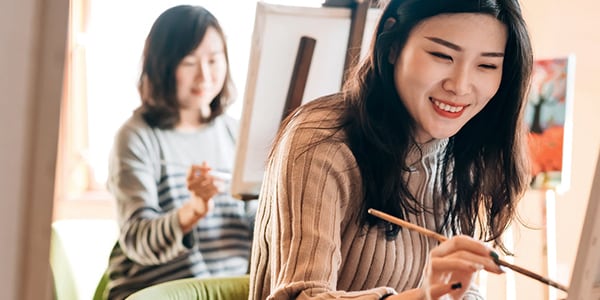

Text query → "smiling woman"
[98,5,258,300]
[174,27,229,122]
[391,13,508,143]
[248,0,533,299]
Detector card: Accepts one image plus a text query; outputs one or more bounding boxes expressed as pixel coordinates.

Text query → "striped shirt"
[105,111,256,300]
[249,95,483,300]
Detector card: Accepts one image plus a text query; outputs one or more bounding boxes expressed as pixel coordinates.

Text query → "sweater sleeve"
[107,121,192,266]
[259,116,394,299]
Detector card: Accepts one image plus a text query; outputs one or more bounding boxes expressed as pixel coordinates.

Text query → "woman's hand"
[388,235,503,300]
[178,162,219,233]
[426,235,503,299]
[186,161,218,218]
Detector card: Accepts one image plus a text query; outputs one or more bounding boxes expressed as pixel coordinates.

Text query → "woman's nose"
[195,62,210,82]
[442,67,473,96]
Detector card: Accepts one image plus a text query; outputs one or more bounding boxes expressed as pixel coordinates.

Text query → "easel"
[238,0,374,201]
[281,0,372,120]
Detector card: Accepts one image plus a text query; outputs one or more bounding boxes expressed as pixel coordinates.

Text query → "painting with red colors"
[525,56,575,190]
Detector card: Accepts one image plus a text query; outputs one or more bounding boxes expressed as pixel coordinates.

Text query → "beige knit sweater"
[249,95,483,300]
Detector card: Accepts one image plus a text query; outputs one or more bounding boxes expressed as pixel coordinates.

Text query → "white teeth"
[433,100,464,113]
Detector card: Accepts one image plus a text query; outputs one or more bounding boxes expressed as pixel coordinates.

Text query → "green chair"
[50,225,78,300]
[125,275,250,300]
[92,267,110,300]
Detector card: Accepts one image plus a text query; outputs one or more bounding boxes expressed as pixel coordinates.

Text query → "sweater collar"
[406,138,449,167]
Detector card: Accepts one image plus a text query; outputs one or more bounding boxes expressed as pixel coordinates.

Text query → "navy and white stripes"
[105,112,255,300]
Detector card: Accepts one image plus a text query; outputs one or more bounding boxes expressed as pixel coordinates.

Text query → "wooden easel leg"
[281,36,316,123]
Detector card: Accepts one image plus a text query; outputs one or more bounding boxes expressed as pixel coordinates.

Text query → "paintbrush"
[159,160,231,181]
[367,208,569,292]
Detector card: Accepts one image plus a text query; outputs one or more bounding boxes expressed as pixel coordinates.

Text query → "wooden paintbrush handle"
[367,208,569,292]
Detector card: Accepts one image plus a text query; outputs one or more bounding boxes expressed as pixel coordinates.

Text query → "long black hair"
[339,0,533,251]
[138,5,235,128]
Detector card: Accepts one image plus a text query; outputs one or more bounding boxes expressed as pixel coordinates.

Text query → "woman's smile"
[429,96,468,119]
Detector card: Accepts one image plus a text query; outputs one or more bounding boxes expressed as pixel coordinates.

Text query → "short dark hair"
[138,5,235,128]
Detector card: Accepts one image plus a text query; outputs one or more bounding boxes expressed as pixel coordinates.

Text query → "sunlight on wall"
[85,0,324,183]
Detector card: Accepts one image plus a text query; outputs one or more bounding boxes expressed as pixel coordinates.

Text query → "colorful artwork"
[525,56,575,190]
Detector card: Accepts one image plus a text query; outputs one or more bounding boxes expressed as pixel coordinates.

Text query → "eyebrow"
[425,36,505,57]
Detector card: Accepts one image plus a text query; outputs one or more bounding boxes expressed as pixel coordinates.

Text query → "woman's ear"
[383,17,398,64]
[383,17,396,31]
[388,45,399,65]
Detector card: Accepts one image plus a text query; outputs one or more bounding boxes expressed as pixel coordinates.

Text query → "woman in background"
[250,0,532,299]
[104,5,255,300]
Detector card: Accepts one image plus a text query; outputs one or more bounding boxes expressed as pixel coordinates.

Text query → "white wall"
[0,0,68,299]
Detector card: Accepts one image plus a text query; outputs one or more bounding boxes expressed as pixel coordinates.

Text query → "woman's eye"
[429,52,452,61]
[209,53,225,65]
[479,64,498,70]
